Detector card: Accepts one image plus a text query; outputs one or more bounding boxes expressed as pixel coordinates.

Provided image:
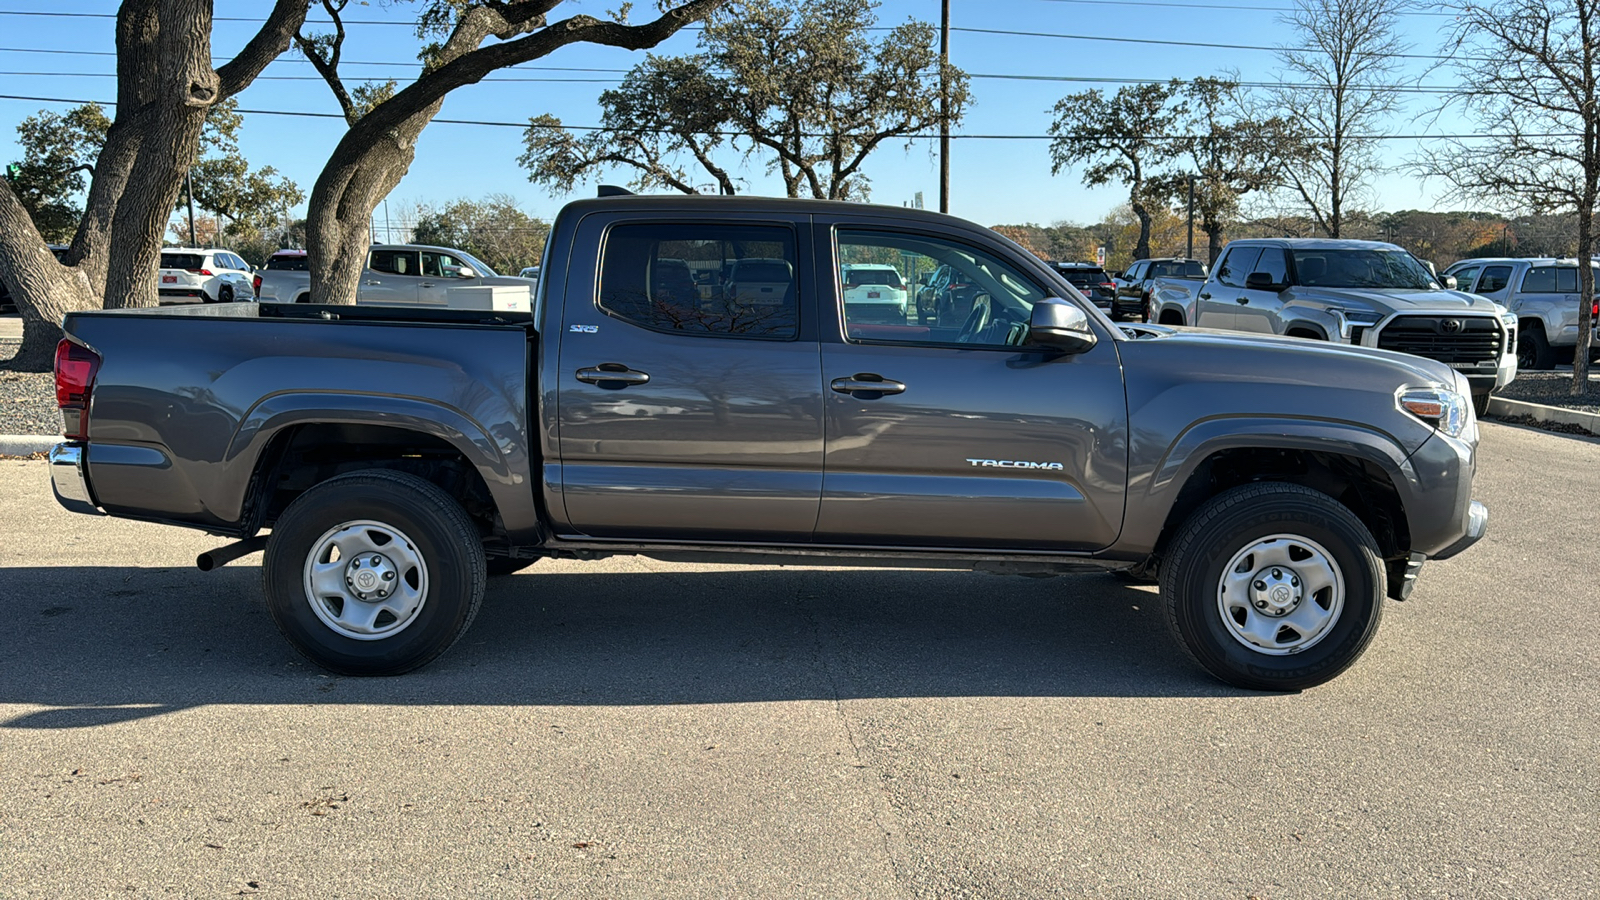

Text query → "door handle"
[364,280,382,286]
[1199,292,1212,299]
[1236,296,1249,304]
[420,282,436,288]
[576,363,650,387]
[830,374,906,396]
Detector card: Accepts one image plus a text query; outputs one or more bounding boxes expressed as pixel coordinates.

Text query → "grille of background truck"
[1376,316,1503,364]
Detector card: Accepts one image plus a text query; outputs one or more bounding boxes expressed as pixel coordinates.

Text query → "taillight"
[188,268,213,276]
[54,339,101,441]
[252,274,262,295]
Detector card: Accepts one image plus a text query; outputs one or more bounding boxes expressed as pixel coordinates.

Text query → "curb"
[0,434,58,457]
[1487,396,1600,436]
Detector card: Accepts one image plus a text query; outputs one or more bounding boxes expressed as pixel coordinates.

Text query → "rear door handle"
[420,282,436,288]
[1199,292,1212,300]
[364,280,382,286]
[1236,297,1249,304]
[831,374,906,396]
[576,363,651,387]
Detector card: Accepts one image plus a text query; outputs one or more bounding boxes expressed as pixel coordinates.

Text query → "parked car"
[1150,238,1517,415]
[157,247,255,303]
[840,263,909,323]
[1050,263,1116,315]
[49,192,1489,691]
[1442,257,1600,370]
[1116,257,1207,321]
[915,263,981,325]
[0,244,69,313]
[518,265,541,282]
[255,244,535,309]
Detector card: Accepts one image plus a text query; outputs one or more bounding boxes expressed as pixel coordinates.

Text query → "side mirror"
[1245,271,1284,292]
[1027,297,1098,353]
[1444,275,1458,290]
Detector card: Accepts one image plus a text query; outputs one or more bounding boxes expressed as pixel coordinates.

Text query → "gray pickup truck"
[48,195,1487,691]
[1149,238,1518,415]
[1442,256,1599,371]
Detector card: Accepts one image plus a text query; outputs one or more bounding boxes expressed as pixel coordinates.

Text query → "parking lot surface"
[0,421,1595,898]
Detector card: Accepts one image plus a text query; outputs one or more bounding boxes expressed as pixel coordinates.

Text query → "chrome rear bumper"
[50,442,103,516]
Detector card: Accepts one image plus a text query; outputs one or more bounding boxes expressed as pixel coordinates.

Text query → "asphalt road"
[0,421,1595,898]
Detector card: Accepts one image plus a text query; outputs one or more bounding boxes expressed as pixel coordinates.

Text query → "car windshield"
[1291,249,1435,289]
[456,251,497,277]
[844,268,904,288]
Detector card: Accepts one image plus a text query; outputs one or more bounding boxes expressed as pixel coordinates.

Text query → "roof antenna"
[597,185,634,197]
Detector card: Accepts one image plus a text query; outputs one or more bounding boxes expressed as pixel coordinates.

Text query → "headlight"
[1398,386,1469,437]
[1330,307,1382,341]
[1500,312,1517,329]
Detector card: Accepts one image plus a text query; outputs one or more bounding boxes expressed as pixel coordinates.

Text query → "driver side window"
[836,229,1047,349]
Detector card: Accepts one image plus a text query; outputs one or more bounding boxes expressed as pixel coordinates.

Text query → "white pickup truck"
[254,244,537,310]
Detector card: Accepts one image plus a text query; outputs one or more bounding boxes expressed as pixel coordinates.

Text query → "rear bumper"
[49,442,103,516]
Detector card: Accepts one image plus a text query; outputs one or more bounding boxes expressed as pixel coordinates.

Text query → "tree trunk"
[1130,194,1153,261]
[1205,221,1225,265]
[0,187,99,371]
[306,126,419,305]
[1573,199,1594,395]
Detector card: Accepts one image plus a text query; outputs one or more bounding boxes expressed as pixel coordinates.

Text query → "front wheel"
[1519,324,1553,370]
[1472,391,1492,417]
[262,469,487,675]
[1161,483,1384,691]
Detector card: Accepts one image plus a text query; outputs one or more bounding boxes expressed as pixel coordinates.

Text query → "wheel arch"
[225,394,544,547]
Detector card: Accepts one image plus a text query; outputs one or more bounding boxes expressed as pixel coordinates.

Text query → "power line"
[0,71,621,84]
[1032,0,1462,15]
[1,92,1579,141]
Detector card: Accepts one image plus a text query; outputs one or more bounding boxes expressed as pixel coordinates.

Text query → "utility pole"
[1185,176,1195,259]
[384,198,392,245]
[939,0,950,214]
[185,169,197,246]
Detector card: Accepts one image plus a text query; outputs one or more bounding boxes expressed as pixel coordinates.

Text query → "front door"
[554,216,824,541]
[1196,245,1258,329]
[814,223,1128,551]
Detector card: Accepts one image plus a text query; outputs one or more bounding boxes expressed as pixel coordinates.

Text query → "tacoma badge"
[966,458,1065,470]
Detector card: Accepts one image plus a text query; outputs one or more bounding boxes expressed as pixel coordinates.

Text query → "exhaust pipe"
[197,535,269,571]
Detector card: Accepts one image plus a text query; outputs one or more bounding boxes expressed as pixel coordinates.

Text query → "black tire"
[1472,390,1492,418]
[218,285,234,304]
[262,469,486,675]
[1160,483,1385,691]
[486,555,542,577]
[1519,324,1553,370]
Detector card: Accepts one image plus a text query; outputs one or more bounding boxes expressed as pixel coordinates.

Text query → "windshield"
[1291,249,1435,289]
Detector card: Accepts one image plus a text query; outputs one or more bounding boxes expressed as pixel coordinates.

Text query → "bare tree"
[295,0,724,305]
[1416,0,1599,392]
[0,0,311,371]
[1048,81,1182,261]
[1270,0,1409,238]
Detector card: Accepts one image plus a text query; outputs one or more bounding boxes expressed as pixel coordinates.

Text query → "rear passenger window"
[599,224,798,339]
[369,250,418,276]
[1522,267,1557,293]
[1477,266,1512,292]
[1217,247,1261,288]
[1556,267,1578,292]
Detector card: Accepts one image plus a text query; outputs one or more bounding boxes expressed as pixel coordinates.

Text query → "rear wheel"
[1161,483,1384,691]
[262,470,486,675]
[217,285,234,303]
[1519,324,1553,370]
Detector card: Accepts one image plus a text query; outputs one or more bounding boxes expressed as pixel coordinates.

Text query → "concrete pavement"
[0,421,1596,897]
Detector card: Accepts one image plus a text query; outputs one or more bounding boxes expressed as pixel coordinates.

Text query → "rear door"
[1196,246,1257,329]
[1232,246,1290,333]
[554,214,824,540]
[360,249,421,306]
[814,219,1127,551]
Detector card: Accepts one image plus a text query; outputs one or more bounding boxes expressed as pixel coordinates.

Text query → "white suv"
[158,248,255,303]
[840,263,909,323]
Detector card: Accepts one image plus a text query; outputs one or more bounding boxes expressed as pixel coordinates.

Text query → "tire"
[262,469,487,675]
[486,555,541,577]
[218,285,234,304]
[1160,483,1384,691]
[1519,324,1553,370]
[1472,391,1492,418]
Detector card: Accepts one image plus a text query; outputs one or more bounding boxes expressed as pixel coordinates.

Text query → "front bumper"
[50,442,103,516]
[1431,499,1488,560]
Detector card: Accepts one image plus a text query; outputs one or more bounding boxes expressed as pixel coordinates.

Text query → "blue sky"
[0,0,1468,232]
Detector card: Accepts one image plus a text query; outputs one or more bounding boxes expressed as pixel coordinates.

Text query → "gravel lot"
[1495,369,1600,414]
[0,337,57,437]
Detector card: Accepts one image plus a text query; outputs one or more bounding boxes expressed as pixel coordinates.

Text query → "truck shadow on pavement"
[0,563,1234,728]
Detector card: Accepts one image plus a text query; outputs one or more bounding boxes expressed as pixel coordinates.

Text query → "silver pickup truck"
[1149,238,1518,415]
[1442,257,1599,371]
[47,195,1488,691]
[254,244,536,308]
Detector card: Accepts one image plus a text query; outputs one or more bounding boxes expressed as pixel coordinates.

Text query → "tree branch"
[217,0,314,98]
